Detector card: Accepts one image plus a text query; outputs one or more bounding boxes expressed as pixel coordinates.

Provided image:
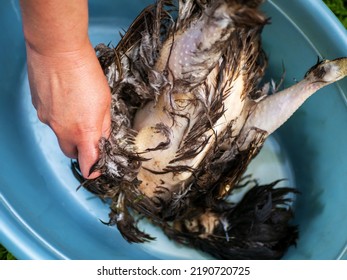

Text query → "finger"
[75,104,111,179]
[102,107,112,138]
[77,137,101,179]
[82,112,111,179]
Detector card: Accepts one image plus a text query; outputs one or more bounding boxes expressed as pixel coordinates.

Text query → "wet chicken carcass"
[74,0,347,259]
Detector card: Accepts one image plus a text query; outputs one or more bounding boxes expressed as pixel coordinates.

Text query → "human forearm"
[19,0,111,179]
[19,0,89,55]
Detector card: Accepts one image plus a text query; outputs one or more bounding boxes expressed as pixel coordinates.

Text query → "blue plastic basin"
[1,0,347,259]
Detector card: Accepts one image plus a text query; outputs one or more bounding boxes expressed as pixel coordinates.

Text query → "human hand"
[25,41,111,179]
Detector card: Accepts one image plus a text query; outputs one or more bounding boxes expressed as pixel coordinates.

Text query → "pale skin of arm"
[19,0,111,179]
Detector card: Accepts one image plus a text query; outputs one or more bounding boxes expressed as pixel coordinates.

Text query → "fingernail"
[88,161,99,176]
[86,161,101,179]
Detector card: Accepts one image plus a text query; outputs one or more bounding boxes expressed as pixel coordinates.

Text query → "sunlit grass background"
[324,0,347,27]
[0,244,16,260]
[0,0,346,260]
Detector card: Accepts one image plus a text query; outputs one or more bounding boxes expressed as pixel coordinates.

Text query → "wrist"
[25,39,97,71]
[23,33,91,57]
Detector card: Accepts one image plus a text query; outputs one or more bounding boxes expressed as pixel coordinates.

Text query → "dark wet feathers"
[73,0,298,260]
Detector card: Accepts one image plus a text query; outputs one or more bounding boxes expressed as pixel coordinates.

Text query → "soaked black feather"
[162,182,298,260]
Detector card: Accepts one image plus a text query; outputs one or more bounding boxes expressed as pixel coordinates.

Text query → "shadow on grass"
[0,244,16,260]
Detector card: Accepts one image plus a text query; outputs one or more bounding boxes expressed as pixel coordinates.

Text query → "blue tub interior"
[1,0,347,260]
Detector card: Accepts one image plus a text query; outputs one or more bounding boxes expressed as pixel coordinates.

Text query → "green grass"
[0,243,16,260]
[0,0,345,261]
[324,0,347,28]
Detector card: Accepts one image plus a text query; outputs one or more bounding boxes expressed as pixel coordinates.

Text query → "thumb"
[77,113,111,179]
[77,139,101,179]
